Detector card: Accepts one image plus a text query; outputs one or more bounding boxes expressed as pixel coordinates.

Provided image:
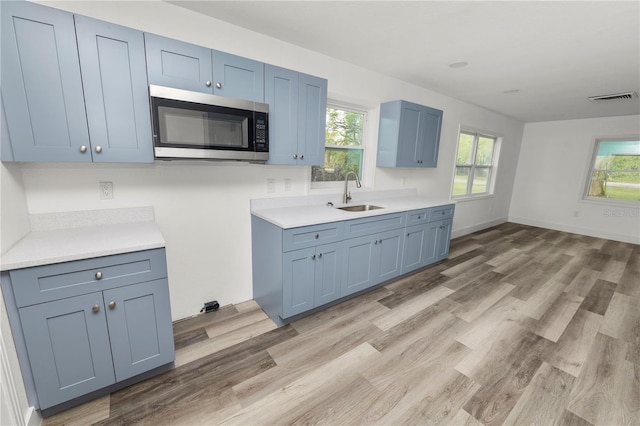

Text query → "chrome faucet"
[343,171,362,204]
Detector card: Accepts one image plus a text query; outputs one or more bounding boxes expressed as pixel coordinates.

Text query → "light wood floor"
[43,222,640,426]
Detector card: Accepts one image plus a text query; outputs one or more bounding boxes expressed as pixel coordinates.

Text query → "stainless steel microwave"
[150,85,269,162]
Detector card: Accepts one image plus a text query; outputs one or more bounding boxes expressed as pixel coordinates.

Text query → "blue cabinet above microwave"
[144,33,265,103]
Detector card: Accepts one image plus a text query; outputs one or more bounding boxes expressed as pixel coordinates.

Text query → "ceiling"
[167,1,640,123]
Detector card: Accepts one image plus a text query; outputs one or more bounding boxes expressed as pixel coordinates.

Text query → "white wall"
[12,0,525,320]
[509,115,640,244]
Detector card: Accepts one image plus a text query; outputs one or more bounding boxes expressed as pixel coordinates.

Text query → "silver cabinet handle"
[442,211,446,215]
[216,82,222,89]
[374,240,378,245]
[108,301,116,309]
[300,154,304,160]
[315,234,319,239]
[95,271,103,280]
[318,253,322,259]
[407,233,410,237]
[79,145,87,153]
[311,254,316,260]
[417,215,421,219]
[95,146,102,153]
[293,154,298,159]
[378,239,383,244]
[206,81,212,87]
[92,304,100,313]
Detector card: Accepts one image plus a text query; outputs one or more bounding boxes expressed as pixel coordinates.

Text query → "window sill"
[580,197,640,208]
[451,193,495,203]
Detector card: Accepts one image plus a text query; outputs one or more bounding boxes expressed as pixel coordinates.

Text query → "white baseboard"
[508,216,640,245]
[451,216,508,239]
[26,407,41,426]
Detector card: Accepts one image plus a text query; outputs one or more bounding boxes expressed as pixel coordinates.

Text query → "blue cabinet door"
[18,293,115,409]
[420,107,443,167]
[75,16,153,163]
[104,279,175,381]
[282,247,316,318]
[144,33,213,94]
[375,228,404,284]
[212,50,264,102]
[435,219,453,261]
[314,242,342,307]
[424,221,440,266]
[402,224,427,274]
[265,65,298,165]
[341,235,376,296]
[297,73,327,166]
[1,1,90,162]
[396,103,422,167]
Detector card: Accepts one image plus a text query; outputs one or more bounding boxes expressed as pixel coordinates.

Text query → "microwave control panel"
[255,116,268,151]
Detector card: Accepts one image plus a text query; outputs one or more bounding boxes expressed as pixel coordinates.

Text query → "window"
[585,139,640,202]
[311,105,365,183]
[452,130,497,197]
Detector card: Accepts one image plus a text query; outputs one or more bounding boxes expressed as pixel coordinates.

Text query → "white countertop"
[1,207,165,271]
[251,190,453,229]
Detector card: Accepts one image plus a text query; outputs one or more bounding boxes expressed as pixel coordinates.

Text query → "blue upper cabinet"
[377,100,443,168]
[1,1,90,162]
[144,34,213,94]
[75,16,153,163]
[212,50,264,102]
[265,65,327,166]
[145,34,264,102]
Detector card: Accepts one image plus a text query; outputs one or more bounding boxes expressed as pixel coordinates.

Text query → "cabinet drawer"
[429,205,455,222]
[283,222,344,252]
[343,213,406,239]
[406,209,429,225]
[11,249,167,307]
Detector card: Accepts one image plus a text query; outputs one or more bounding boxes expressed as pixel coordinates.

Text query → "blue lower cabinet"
[103,279,175,382]
[341,228,404,297]
[2,249,174,412]
[436,219,453,261]
[424,221,440,266]
[402,224,427,274]
[19,293,116,409]
[282,243,342,318]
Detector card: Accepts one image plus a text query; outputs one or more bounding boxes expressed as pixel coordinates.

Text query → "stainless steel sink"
[337,204,383,212]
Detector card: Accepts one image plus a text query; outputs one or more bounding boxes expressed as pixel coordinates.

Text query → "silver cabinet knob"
[407,233,410,237]
[315,234,319,239]
[442,211,445,215]
[374,240,378,245]
[92,304,100,313]
[378,239,383,244]
[216,82,222,89]
[318,253,322,259]
[311,254,316,260]
[206,81,212,87]
[95,146,102,153]
[95,271,103,280]
[293,154,298,159]
[79,145,87,153]
[300,154,304,160]
[108,301,116,309]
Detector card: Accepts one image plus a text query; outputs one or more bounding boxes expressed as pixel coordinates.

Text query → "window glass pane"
[453,167,471,196]
[311,148,363,182]
[471,168,490,193]
[587,141,640,202]
[325,108,364,147]
[456,133,474,165]
[475,136,495,166]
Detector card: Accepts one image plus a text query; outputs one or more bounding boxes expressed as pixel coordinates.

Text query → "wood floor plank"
[580,279,617,315]
[451,279,514,323]
[567,333,640,425]
[549,309,603,377]
[441,262,496,291]
[522,278,566,320]
[528,291,583,342]
[599,292,640,345]
[502,362,576,425]
[205,306,269,339]
[42,395,110,426]
[564,268,601,297]
[485,247,523,267]
[599,259,626,283]
[372,285,454,331]
[378,270,449,309]
[441,254,489,277]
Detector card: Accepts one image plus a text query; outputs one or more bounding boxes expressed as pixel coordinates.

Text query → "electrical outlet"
[266,178,276,193]
[99,182,113,200]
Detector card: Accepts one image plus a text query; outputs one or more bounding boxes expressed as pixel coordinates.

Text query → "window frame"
[310,101,368,189]
[582,137,640,205]
[452,128,500,199]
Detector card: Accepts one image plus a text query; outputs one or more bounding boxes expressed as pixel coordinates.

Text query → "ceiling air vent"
[588,92,638,103]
